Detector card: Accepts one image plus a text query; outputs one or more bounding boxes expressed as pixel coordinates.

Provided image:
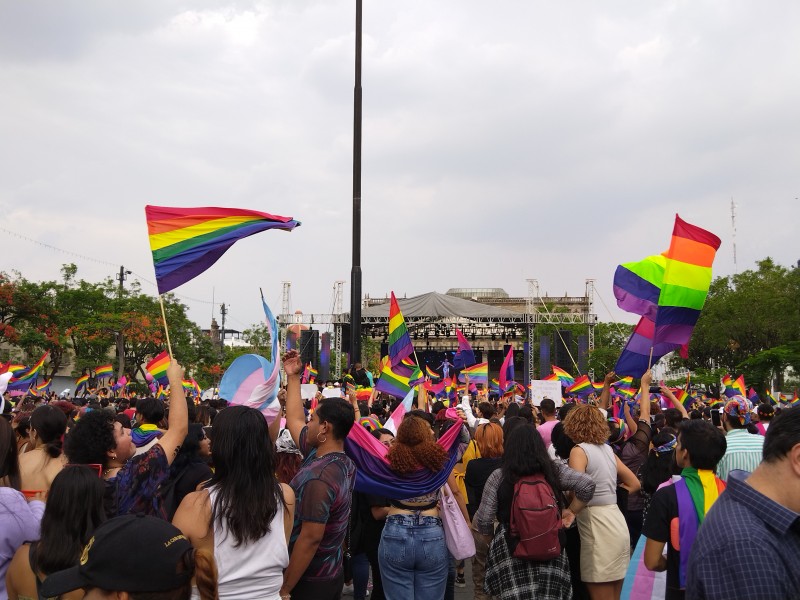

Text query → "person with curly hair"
[379,413,469,600]
[64,359,188,519]
[563,404,640,600]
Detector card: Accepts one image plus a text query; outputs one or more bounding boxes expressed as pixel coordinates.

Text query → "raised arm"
[598,371,616,411]
[282,350,306,447]
[268,389,286,444]
[660,382,689,419]
[157,360,189,465]
[638,369,652,424]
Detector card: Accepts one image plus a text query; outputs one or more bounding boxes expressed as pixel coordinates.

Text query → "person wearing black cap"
[40,514,218,600]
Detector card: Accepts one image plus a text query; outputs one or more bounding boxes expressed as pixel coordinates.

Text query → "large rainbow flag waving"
[145,206,300,294]
[613,215,721,377]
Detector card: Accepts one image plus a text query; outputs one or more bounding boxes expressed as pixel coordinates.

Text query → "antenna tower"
[731,198,737,272]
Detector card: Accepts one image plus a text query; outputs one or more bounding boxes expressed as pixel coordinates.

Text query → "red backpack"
[508,473,562,560]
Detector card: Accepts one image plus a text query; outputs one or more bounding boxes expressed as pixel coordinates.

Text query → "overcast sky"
[1,0,798,334]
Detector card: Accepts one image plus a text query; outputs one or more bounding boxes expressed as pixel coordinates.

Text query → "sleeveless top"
[577,443,618,507]
[192,486,288,600]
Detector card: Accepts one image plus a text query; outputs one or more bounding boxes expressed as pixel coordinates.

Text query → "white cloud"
[1,0,798,332]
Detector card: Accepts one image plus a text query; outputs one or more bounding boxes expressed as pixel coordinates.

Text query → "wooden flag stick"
[647,346,654,371]
[158,295,174,359]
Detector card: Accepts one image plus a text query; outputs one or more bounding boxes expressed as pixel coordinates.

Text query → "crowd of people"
[1,352,799,600]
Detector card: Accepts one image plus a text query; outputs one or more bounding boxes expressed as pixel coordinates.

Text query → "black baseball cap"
[41,514,194,596]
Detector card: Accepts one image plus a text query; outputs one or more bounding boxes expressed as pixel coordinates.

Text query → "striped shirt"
[716,429,764,481]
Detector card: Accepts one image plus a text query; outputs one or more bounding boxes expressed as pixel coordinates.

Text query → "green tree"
[678,258,800,390]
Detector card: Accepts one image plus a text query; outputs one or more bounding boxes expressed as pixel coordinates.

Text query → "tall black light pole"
[349,0,363,367]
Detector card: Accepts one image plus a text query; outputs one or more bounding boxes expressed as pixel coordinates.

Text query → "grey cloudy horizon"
[1,0,798,335]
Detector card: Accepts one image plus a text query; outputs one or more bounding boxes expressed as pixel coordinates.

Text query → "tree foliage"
[677,258,800,390]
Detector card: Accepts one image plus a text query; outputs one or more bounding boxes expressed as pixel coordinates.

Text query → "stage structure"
[277,280,598,382]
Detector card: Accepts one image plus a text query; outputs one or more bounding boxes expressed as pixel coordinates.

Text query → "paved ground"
[342,559,477,599]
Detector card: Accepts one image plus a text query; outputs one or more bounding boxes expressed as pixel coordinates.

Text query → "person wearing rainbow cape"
[640,419,727,600]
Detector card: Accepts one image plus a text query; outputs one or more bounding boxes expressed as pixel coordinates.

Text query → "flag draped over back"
[345,417,463,499]
[388,292,414,367]
[614,215,721,377]
[145,206,300,294]
[453,329,476,369]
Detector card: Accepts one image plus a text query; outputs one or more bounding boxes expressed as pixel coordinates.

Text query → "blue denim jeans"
[353,552,370,600]
[379,514,449,600]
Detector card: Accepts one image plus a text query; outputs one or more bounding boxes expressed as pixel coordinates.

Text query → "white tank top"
[192,486,288,600]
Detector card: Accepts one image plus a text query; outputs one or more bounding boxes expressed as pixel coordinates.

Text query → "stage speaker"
[300,329,319,369]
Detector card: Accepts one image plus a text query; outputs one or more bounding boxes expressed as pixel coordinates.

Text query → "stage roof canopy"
[359,292,521,322]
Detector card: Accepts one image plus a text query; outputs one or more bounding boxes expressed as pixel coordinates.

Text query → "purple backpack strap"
[673,478,698,589]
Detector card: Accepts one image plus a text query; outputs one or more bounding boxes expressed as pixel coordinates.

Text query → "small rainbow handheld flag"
[146,351,170,386]
[95,364,114,379]
[75,374,89,391]
[388,292,414,368]
[459,362,488,385]
[552,366,575,386]
[542,373,559,382]
[566,374,592,395]
[10,352,49,384]
[426,366,440,379]
[35,379,51,393]
[145,206,300,294]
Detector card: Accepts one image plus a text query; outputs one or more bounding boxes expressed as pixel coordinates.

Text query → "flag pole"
[647,347,654,371]
[158,295,174,359]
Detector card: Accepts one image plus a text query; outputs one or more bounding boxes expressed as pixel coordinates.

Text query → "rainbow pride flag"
[614,215,720,377]
[388,292,414,368]
[459,362,488,384]
[375,358,413,398]
[764,389,778,406]
[75,374,89,392]
[552,366,575,385]
[95,364,114,379]
[566,374,592,396]
[11,352,48,383]
[145,205,300,294]
[146,351,170,386]
[592,381,605,394]
[721,374,733,388]
[671,388,695,409]
[542,373,559,382]
[35,379,51,393]
[425,365,440,379]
